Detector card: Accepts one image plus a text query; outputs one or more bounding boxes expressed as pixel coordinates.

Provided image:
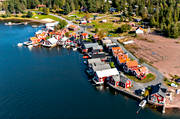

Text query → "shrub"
[116,24,132,33]
[43,8,49,15]
[26,11,33,18]
[109,62,115,68]
[55,19,68,30]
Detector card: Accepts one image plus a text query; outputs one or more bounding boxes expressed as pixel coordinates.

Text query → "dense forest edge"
[0,0,180,38]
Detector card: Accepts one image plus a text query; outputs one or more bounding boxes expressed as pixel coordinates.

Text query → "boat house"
[93,68,119,85]
[136,27,144,34]
[82,43,103,53]
[42,37,58,47]
[148,84,167,106]
[109,75,132,88]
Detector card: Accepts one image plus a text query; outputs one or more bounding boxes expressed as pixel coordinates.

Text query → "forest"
[1,0,180,38]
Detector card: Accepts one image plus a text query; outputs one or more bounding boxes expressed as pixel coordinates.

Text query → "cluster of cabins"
[82,38,133,89]
[24,27,74,48]
[23,23,82,48]
[102,38,149,80]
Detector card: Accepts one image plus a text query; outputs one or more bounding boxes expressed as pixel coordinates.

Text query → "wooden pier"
[107,82,143,101]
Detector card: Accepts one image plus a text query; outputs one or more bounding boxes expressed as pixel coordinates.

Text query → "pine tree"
[103,1,109,13]
[150,15,157,27]
[64,2,70,15]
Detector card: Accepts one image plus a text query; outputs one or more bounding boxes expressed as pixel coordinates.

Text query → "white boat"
[5,22,13,26]
[23,41,32,46]
[33,44,39,47]
[73,48,77,51]
[32,24,38,27]
[28,45,33,49]
[17,43,23,47]
[63,45,66,48]
[92,77,104,85]
[139,100,147,108]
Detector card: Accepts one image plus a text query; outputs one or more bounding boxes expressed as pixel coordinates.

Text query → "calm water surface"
[0,23,179,119]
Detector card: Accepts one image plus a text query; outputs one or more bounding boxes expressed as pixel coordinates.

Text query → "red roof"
[37,5,46,8]
[81,33,88,36]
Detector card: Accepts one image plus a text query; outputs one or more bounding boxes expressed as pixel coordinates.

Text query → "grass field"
[125,73,156,83]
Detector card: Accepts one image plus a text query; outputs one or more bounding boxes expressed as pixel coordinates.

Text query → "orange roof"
[117,54,129,63]
[112,47,122,51]
[37,4,46,7]
[93,34,98,38]
[112,47,124,56]
[69,25,77,28]
[137,27,144,31]
[81,33,88,36]
[126,60,138,68]
[30,37,41,44]
[30,37,38,41]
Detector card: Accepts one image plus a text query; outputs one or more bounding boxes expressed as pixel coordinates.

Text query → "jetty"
[107,82,143,101]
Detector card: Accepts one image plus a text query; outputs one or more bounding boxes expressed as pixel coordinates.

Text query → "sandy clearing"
[127,34,180,78]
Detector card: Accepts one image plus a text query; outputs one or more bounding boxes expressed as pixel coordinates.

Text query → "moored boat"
[17,43,23,47]
[92,77,104,85]
[41,37,58,48]
[139,100,147,108]
[23,41,33,46]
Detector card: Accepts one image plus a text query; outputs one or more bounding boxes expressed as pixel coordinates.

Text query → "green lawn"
[87,20,121,36]
[32,15,60,21]
[125,73,156,83]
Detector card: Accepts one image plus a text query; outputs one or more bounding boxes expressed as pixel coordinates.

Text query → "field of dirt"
[126,34,180,78]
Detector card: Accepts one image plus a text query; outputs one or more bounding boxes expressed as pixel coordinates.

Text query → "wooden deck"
[107,82,143,101]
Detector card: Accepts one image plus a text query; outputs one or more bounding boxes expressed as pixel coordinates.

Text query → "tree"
[64,2,70,15]
[120,16,124,22]
[97,30,107,40]
[170,23,179,38]
[95,28,99,33]
[116,24,132,33]
[103,1,109,13]
[43,7,49,15]
[55,19,68,30]
[26,11,33,18]
[87,0,97,13]
[150,15,157,27]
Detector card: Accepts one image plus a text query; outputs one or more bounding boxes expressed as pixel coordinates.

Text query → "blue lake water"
[0,23,179,119]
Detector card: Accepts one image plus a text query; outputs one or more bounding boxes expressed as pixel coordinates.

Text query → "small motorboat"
[139,100,147,108]
[28,45,33,49]
[136,100,147,114]
[5,22,13,26]
[73,48,77,51]
[23,41,32,46]
[32,25,38,27]
[17,43,23,47]
[33,44,39,47]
